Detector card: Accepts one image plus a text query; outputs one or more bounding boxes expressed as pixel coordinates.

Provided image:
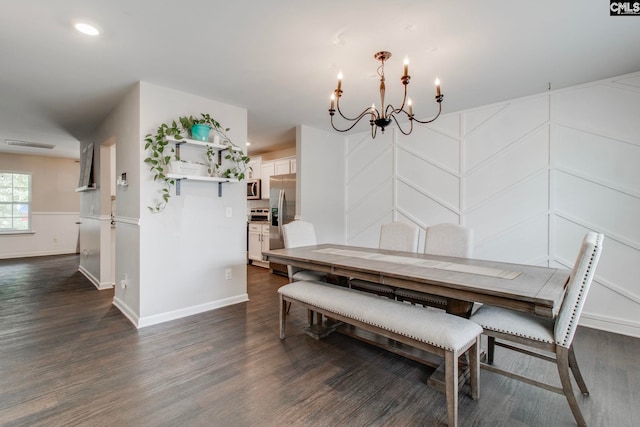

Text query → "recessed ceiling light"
[74,22,100,36]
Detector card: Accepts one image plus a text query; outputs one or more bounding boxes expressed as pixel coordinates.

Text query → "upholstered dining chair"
[470,232,604,427]
[350,221,420,298]
[424,223,474,258]
[282,220,327,283]
[395,223,474,310]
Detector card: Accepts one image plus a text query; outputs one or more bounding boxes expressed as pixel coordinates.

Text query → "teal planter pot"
[191,124,211,141]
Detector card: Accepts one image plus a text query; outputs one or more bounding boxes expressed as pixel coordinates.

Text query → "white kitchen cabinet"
[274,157,296,175]
[275,159,291,175]
[247,157,262,179]
[261,161,275,199]
[248,223,270,266]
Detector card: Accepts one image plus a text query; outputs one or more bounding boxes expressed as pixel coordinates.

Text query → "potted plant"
[144,113,251,212]
[179,113,220,141]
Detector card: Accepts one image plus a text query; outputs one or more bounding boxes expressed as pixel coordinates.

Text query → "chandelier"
[329,51,444,139]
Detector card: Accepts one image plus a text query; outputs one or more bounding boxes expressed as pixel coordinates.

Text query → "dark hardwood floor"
[1,254,638,426]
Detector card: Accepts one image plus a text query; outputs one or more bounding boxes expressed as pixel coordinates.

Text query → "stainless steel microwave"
[247,179,261,199]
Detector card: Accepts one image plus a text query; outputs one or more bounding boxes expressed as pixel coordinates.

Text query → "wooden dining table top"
[263,244,570,319]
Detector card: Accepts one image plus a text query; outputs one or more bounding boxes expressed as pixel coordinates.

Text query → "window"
[0,172,31,232]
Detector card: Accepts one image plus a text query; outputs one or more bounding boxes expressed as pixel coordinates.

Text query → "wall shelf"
[166,137,243,152]
[165,137,243,197]
[165,174,239,197]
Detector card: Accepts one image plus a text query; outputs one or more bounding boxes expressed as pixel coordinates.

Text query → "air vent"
[5,139,55,149]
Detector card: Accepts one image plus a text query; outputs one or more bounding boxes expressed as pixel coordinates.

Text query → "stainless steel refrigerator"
[269,173,296,275]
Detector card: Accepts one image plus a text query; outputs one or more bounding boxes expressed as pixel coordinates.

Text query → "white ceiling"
[1,1,639,159]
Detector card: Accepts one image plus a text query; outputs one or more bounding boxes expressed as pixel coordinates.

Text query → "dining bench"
[278,281,482,427]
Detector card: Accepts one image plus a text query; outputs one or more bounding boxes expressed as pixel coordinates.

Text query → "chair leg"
[568,344,590,396]
[469,337,480,400]
[445,350,459,427]
[279,296,287,339]
[557,346,587,427]
[487,336,495,365]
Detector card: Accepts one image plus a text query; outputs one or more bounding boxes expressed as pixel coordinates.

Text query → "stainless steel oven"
[249,207,269,222]
[247,179,261,200]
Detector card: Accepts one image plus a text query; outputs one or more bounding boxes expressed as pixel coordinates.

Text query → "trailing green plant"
[207,144,251,181]
[144,113,251,212]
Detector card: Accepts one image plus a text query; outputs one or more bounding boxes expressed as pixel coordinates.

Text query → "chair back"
[554,232,604,348]
[282,220,318,281]
[379,221,420,252]
[424,223,473,258]
[282,220,317,248]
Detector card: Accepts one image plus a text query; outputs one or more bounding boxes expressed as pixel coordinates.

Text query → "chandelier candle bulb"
[408,98,413,116]
[403,57,409,78]
[337,71,343,92]
[435,77,441,97]
[330,93,335,110]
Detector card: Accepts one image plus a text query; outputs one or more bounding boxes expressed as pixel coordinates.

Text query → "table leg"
[446,298,474,318]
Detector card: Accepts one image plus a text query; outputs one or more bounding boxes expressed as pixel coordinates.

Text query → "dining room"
[1,1,639,426]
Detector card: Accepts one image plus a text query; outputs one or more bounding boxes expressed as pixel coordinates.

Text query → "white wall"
[81,84,141,294]
[86,81,250,327]
[329,71,640,337]
[0,154,80,259]
[297,125,346,244]
[137,82,248,326]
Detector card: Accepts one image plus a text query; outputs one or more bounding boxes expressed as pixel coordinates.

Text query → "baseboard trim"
[136,294,250,329]
[78,265,114,290]
[112,296,140,327]
[580,312,640,338]
[0,250,76,260]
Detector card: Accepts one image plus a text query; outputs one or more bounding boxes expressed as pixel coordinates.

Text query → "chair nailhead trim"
[559,236,600,347]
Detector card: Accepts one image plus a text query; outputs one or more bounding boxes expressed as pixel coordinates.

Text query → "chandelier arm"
[411,101,443,125]
[385,83,409,117]
[390,113,414,136]
[384,103,398,118]
[398,81,409,113]
[331,109,376,133]
[384,103,408,118]
[336,97,377,122]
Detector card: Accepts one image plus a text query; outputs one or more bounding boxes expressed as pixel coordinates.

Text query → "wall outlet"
[225,268,232,280]
[120,273,128,289]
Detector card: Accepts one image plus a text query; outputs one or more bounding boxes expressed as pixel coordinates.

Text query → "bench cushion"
[279,281,482,353]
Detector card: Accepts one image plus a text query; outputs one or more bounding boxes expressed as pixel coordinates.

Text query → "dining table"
[263,243,571,388]
[264,243,570,317]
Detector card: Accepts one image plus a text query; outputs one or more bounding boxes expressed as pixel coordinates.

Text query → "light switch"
[226,207,232,217]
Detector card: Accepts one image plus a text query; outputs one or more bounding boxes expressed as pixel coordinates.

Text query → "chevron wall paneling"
[552,74,640,336]
[345,130,394,247]
[341,72,640,337]
[463,96,551,264]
